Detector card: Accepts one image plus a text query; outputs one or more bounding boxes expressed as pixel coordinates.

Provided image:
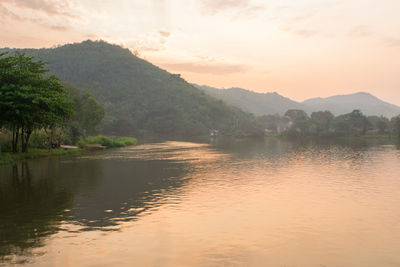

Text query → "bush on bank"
[78,135,137,148]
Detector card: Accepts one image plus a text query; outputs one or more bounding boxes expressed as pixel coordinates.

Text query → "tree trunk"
[22,130,32,153]
[12,127,20,153]
[12,128,16,153]
[21,127,25,153]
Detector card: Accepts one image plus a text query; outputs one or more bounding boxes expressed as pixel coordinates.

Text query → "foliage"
[259,109,397,139]
[283,110,315,137]
[284,109,308,121]
[332,110,370,136]
[80,135,137,148]
[367,116,389,135]
[0,53,73,152]
[62,83,105,144]
[311,111,334,135]
[0,130,12,153]
[393,116,400,139]
[2,41,264,138]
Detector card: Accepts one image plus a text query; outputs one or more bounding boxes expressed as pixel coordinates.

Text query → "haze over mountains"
[195,85,400,118]
[1,40,399,140]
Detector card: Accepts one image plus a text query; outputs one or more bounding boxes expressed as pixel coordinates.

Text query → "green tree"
[332,110,369,136]
[395,116,400,140]
[368,116,389,135]
[284,109,315,136]
[284,109,308,121]
[311,111,334,134]
[63,84,104,144]
[0,53,73,152]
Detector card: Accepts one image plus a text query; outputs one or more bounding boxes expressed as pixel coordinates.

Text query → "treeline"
[258,109,400,138]
[0,53,104,153]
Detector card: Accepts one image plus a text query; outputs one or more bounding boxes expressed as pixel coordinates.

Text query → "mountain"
[194,85,306,116]
[195,85,400,118]
[1,41,263,138]
[302,92,400,118]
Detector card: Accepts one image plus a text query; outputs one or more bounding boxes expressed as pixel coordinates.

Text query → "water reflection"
[0,161,74,264]
[0,139,400,266]
[0,142,225,265]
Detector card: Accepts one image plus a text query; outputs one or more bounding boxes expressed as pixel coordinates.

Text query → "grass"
[0,135,137,165]
[79,135,137,148]
[0,148,82,165]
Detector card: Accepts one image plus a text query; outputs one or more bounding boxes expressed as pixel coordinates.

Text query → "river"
[1,138,400,266]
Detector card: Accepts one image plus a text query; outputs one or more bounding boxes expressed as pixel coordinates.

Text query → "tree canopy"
[0,53,73,152]
[62,83,105,144]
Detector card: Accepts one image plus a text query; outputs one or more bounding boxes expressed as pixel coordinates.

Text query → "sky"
[1,0,400,104]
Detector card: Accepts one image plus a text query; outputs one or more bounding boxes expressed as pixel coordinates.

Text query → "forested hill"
[196,84,400,118]
[1,40,263,138]
[302,92,400,118]
[195,84,306,115]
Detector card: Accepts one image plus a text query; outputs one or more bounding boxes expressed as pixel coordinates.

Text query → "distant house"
[210,129,219,137]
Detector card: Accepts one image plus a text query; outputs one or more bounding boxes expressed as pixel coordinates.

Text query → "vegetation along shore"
[0,51,137,165]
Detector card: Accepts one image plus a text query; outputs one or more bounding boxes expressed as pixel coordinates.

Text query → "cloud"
[159,31,170,38]
[5,0,78,18]
[291,29,319,37]
[385,38,400,47]
[47,24,70,31]
[347,26,400,47]
[0,2,73,31]
[137,46,161,53]
[0,4,22,21]
[160,61,249,75]
[281,26,319,38]
[348,25,373,38]
[231,5,264,20]
[198,0,250,15]
[272,1,343,38]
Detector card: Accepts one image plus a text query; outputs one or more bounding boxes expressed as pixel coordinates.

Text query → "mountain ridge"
[0,40,263,137]
[195,84,400,118]
[194,84,307,115]
[302,91,400,117]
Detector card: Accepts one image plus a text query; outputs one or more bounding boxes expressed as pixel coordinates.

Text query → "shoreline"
[1,134,398,165]
[0,148,84,166]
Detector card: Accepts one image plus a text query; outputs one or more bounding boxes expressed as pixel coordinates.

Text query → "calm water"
[1,139,400,266]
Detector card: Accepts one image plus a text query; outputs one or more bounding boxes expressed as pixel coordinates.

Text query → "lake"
[1,138,400,266]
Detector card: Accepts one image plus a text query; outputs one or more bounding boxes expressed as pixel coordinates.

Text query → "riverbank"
[275,132,399,141]
[0,148,83,165]
[0,136,138,165]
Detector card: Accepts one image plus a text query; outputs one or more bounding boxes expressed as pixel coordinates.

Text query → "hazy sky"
[1,0,400,104]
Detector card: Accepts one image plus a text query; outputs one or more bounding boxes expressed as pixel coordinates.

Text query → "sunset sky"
[1,0,399,104]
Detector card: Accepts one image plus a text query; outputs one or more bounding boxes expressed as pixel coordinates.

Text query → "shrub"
[0,130,12,153]
[80,135,137,148]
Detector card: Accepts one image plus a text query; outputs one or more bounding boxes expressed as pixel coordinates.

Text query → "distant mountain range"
[1,40,398,140]
[195,85,400,118]
[195,85,305,116]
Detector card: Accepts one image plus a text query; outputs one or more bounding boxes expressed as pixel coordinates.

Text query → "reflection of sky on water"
[1,139,400,266]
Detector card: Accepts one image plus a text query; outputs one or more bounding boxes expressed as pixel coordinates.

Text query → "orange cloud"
[5,0,77,18]
[159,31,171,38]
[160,61,249,75]
[198,0,250,15]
